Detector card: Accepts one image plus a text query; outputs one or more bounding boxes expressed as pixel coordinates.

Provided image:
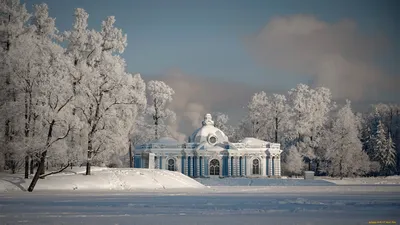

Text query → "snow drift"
[0,167,205,192]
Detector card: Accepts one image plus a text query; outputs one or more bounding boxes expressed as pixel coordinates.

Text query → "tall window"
[252,159,260,175]
[210,159,220,175]
[168,159,175,171]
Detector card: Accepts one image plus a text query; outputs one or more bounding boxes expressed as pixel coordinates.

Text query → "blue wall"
[134,156,141,168]
[193,156,197,177]
[244,156,247,176]
[222,156,228,176]
[188,156,191,176]
[239,157,242,176]
[231,157,234,176]
[181,157,185,174]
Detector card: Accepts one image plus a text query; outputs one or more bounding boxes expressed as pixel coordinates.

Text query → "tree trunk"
[86,133,93,175]
[30,158,34,174]
[275,117,278,143]
[154,98,159,140]
[28,150,47,192]
[24,155,29,179]
[129,141,133,168]
[28,120,54,192]
[40,159,45,176]
[339,159,343,180]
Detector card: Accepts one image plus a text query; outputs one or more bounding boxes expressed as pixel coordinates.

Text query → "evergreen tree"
[372,121,396,175]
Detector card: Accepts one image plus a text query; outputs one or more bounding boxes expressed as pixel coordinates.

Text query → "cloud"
[143,69,272,135]
[247,14,398,101]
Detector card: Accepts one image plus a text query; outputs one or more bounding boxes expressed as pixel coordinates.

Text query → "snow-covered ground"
[0,167,204,192]
[319,175,400,185]
[196,177,336,186]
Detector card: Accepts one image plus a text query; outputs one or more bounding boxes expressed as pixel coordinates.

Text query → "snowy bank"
[319,176,400,185]
[0,167,205,192]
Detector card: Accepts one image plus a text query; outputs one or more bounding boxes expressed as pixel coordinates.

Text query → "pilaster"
[269,157,273,177]
[184,156,188,176]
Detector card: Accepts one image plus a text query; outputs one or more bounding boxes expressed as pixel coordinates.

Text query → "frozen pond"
[1,191,399,225]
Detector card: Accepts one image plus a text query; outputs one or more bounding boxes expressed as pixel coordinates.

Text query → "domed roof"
[188,113,229,144]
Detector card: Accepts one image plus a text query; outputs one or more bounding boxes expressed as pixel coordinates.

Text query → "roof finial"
[202,113,214,126]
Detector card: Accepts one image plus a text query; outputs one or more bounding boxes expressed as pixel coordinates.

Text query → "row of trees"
[0,1,176,191]
[1,1,398,185]
[236,84,399,178]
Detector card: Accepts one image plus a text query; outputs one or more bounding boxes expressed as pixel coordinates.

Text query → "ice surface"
[0,192,399,225]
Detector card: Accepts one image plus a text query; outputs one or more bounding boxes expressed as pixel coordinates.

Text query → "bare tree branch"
[46,124,71,149]
[39,163,70,179]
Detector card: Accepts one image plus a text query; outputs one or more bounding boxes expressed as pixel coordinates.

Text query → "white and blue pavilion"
[133,113,283,178]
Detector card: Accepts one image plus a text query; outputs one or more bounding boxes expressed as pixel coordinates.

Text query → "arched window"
[252,158,260,175]
[209,159,220,175]
[168,159,175,171]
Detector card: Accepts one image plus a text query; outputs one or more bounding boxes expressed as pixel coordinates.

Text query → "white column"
[246,157,251,176]
[261,156,266,176]
[228,156,231,177]
[241,157,245,176]
[232,157,237,177]
[269,157,273,177]
[236,157,240,177]
[176,156,181,172]
[189,157,193,177]
[184,156,188,176]
[203,156,207,177]
[275,158,281,177]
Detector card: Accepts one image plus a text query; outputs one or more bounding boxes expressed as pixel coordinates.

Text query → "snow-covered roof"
[150,137,179,145]
[239,137,267,145]
[188,113,229,144]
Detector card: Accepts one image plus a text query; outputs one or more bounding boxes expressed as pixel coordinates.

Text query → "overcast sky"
[23,0,399,136]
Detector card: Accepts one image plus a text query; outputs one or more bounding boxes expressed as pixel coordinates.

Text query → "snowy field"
[195,176,400,186]
[0,167,204,192]
[196,177,336,186]
[1,191,400,225]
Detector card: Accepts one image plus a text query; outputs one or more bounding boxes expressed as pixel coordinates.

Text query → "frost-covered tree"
[230,116,253,142]
[287,84,335,170]
[213,112,235,140]
[372,121,397,176]
[363,104,400,175]
[65,10,146,175]
[324,100,370,178]
[146,80,175,140]
[284,145,304,176]
[247,91,269,140]
[269,94,291,144]
[128,114,152,167]
[0,0,32,174]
